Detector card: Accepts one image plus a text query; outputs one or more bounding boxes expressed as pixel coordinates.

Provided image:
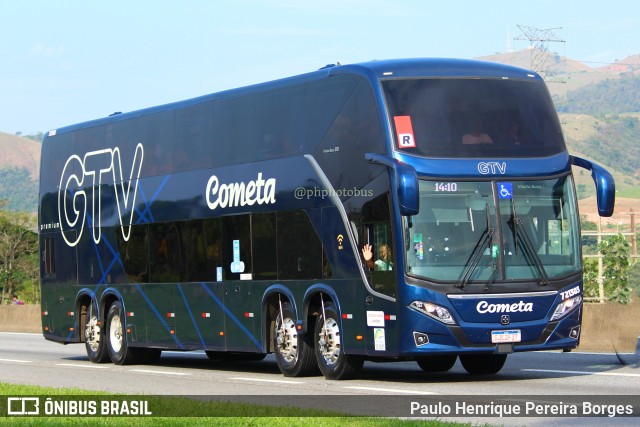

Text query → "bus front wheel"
[106,301,139,365]
[314,303,363,380]
[273,302,318,377]
[459,353,507,375]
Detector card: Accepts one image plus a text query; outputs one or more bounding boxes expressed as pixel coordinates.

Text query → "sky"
[1,0,639,134]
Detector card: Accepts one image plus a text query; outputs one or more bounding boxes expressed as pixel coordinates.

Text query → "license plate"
[491,330,521,343]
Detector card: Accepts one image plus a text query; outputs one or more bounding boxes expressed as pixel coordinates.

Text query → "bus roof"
[46,58,540,137]
[333,57,540,81]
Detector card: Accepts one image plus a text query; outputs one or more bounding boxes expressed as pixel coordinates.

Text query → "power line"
[514,25,566,79]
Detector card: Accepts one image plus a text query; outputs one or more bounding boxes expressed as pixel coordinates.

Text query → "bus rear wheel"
[106,301,140,365]
[314,303,363,380]
[84,302,109,363]
[273,302,318,377]
[416,355,457,372]
[459,354,507,375]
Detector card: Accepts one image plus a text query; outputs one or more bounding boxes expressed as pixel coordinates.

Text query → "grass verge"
[0,382,474,427]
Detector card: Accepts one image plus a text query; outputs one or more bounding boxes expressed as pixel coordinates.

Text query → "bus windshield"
[405,176,580,283]
[383,78,565,158]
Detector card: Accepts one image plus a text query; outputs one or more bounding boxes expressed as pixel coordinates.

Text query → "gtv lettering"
[58,143,144,247]
[477,161,507,175]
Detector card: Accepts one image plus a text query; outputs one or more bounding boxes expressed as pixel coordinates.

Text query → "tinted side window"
[150,222,186,283]
[41,133,75,193]
[174,102,215,172]
[314,79,385,194]
[186,218,222,282]
[252,213,277,280]
[117,225,149,283]
[213,98,256,166]
[140,111,174,177]
[277,211,323,280]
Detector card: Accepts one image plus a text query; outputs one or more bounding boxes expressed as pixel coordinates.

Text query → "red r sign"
[394,116,416,149]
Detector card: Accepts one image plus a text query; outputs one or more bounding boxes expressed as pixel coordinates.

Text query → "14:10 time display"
[434,182,458,192]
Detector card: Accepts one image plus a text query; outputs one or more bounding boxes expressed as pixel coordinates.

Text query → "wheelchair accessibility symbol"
[498,182,513,199]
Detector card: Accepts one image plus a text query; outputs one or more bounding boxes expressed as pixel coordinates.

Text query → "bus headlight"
[550,295,582,321]
[410,301,457,325]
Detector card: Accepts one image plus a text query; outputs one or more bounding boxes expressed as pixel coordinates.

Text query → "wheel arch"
[99,288,126,331]
[303,283,341,333]
[74,289,97,343]
[262,284,297,353]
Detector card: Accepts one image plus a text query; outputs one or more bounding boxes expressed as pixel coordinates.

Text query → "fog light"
[413,332,429,346]
[569,326,580,339]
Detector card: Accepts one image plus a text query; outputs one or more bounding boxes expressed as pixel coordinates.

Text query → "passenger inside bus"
[362,243,393,271]
[462,118,493,145]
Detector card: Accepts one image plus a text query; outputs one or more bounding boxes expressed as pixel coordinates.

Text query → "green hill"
[0,132,40,212]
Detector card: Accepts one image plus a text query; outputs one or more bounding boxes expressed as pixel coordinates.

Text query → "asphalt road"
[1,332,639,425]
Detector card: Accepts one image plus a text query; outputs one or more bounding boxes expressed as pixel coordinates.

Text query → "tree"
[628,262,640,298]
[582,259,599,299]
[0,201,39,304]
[599,234,632,304]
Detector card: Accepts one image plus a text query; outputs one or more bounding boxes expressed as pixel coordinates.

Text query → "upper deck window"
[383,78,565,158]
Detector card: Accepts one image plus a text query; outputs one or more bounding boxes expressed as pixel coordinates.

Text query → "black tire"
[314,303,363,380]
[84,301,109,363]
[106,301,140,365]
[459,354,507,375]
[416,355,457,373]
[273,302,318,377]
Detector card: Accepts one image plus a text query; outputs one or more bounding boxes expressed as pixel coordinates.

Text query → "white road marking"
[0,332,41,336]
[56,363,110,369]
[523,369,640,377]
[0,358,32,363]
[129,369,192,376]
[343,386,438,395]
[230,377,305,385]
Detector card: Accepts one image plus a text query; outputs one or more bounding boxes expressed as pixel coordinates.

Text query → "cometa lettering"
[206,172,276,210]
[476,300,533,314]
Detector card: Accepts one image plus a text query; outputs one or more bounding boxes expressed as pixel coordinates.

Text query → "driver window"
[360,193,397,298]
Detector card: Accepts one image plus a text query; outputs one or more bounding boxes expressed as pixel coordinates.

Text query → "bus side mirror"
[396,161,419,216]
[570,155,615,217]
[365,153,419,216]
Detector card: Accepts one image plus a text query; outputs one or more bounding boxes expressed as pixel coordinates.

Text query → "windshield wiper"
[458,205,494,289]
[509,202,550,286]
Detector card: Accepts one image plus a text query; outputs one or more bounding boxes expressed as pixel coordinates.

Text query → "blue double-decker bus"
[39,58,615,379]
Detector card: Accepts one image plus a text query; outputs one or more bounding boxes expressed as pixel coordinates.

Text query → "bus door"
[361,221,399,355]
[220,215,261,352]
